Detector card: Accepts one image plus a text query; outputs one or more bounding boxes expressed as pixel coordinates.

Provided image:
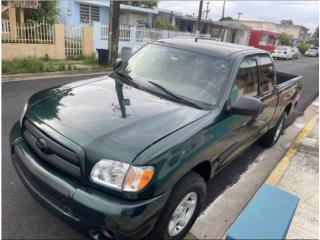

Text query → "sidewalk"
[269,103,319,239]
[189,98,319,239]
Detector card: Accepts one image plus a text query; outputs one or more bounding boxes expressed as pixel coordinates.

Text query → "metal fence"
[136,28,165,42]
[64,24,84,56]
[100,24,131,42]
[1,21,54,44]
[99,23,196,43]
[1,20,10,33]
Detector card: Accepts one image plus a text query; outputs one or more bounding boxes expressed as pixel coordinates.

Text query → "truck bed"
[276,71,303,88]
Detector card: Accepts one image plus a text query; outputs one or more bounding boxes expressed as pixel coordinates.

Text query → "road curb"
[266,114,319,186]
[2,70,111,83]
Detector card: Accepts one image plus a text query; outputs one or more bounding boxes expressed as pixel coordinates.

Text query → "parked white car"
[272,46,298,60]
[305,48,319,57]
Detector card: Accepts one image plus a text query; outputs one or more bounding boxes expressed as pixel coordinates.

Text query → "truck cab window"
[231,58,258,101]
[258,55,275,94]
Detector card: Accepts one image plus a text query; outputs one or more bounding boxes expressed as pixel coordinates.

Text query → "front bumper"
[10,121,168,239]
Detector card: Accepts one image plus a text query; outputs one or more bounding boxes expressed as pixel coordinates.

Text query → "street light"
[236,12,243,20]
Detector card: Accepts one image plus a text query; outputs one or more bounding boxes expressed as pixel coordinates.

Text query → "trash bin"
[96,49,109,65]
[120,47,132,61]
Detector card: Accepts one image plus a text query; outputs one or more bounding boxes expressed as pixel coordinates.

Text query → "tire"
[149,171,206,240]
[259,112,287,147]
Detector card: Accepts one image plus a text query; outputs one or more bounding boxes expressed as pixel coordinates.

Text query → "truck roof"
[155,38,267,59]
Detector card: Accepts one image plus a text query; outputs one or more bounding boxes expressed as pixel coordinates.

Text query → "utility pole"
[236,12,243,21]
[108,0,120,66]
[221,1,226,20]
[196,0,204,36]
[204,1,210,20]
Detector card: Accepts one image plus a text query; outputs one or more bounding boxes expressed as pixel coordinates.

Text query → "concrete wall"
[2,24,66,60]
[83,25,94,56]
[2,23,95,60]
[56,0,80,25]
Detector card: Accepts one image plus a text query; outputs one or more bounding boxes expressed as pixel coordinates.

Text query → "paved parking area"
[2,56,319,239]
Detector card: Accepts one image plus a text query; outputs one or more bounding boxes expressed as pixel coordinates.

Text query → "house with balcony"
[1,0,39,39]
[56,0,158,27]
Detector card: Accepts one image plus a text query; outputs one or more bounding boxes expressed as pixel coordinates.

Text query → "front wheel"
[149,172,206,240]
[259,112,287,147]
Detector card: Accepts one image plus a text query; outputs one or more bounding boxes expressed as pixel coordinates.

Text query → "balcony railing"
[7,0,38,9]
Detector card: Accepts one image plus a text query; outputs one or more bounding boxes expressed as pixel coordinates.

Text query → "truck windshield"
[116,43,230,108]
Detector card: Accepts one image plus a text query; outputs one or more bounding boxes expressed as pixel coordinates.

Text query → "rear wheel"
[259,112,287,147]
[149,172,206,240]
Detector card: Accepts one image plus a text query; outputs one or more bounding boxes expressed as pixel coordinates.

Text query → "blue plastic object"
[226,184,299,240]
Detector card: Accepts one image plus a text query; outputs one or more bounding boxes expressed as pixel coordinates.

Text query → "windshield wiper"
[148,81,202,109]
[115,71,132,81]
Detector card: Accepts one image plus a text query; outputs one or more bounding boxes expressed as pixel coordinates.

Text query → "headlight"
[20,103,28,127]
[90,159,154,192]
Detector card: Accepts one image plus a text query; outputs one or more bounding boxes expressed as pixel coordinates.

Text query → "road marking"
[266,114,318,186]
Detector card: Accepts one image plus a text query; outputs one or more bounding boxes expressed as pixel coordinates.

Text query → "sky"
[158,1,319,33]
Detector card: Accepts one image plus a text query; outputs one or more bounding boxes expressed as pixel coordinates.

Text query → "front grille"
[22,119,81,179]
[14,146,80,220]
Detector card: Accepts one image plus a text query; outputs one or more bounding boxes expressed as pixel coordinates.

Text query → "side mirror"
[227,96,264,117]
[113,58,123,70]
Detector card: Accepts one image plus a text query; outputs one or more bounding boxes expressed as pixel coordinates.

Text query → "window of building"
[80,4,99,23]
[259,34,274,46]
[232,57,259,100]
[258,55,275,94]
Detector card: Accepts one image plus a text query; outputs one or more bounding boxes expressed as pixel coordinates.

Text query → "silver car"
[305,48,319,57]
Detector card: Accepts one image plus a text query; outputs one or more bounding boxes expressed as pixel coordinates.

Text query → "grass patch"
[2,56,107,75]
[83,54,98,65]
[2,58,45,74]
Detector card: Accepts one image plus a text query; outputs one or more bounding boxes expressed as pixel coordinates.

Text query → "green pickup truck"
[10,39,303,240]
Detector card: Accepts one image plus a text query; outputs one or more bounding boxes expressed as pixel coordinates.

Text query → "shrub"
[58,63,66,71]
[297,43,310,54]
[44,62,54,72]
[41,53,50,61]
[83,54,98,65]
[67,64,73,71]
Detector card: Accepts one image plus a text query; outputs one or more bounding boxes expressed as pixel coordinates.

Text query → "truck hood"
[26,76,209,164]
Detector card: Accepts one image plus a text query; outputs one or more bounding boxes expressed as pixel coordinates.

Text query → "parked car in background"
[272,46,298,60]
[10,39,303,240]
[292,47,300,58]
[305,47,319,57]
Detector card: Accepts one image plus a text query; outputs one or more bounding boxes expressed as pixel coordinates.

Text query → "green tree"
[297,43,310,54]
[277,33,292,46]
[153,16,176,30]
[312,26,319,46]
[24,1,59,24]
[219,17,233,21]
[126,1,158,9]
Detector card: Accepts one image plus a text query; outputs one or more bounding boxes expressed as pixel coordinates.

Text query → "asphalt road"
[2,56,319,239]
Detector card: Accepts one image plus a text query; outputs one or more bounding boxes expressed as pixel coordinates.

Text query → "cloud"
[158,1,319,32]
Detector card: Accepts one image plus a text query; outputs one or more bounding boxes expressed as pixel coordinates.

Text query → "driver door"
[215,56,263,168]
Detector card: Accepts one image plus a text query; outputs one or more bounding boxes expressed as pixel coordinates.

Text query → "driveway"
[2,56,319,239]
